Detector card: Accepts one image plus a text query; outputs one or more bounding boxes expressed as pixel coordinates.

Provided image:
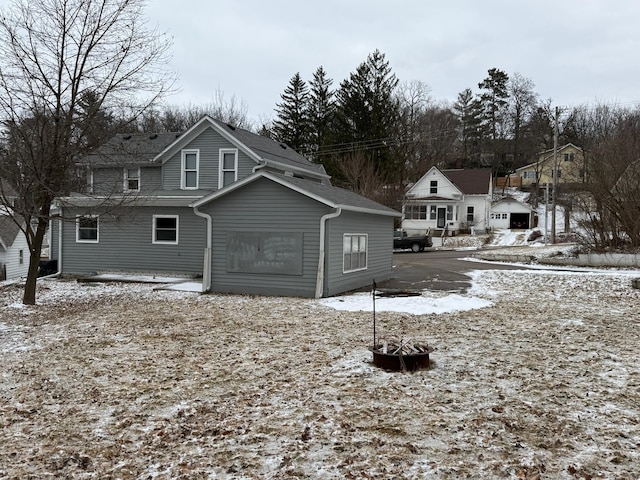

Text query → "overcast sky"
[147,0,640,124]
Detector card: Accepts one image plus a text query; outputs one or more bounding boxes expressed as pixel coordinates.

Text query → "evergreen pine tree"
[453,88,483,167]
[307,66,335,160]
[272,72,311,152]
[333,50,400,182]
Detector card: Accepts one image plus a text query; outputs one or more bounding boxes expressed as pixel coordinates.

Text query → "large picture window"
[219,149,238,188]
[181,150,199,189]
[76,215,99,243]
[405,205,427,220]
[153,215,178,244]
[343,234,367,273]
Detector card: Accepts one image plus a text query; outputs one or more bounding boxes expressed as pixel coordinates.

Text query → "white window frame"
[19,249,24,265]
[219,148,238,188]
[181,149,200,190]
[124,167,140,192]
[466,206,474,222]
[152,215,179,245]
[76,215,99,243]
[343,233,368,273]
[429,205,437,220]
[430,180,438,194]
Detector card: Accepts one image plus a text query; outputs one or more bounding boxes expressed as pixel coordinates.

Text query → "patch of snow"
[318,291,492,314]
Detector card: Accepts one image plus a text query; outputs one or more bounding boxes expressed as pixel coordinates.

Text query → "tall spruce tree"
[453,88,483,167]
[307,66,335,160]
[272,72,311,152]
[477,68,510,174]
[478,68,510,140]
[333,50,400,183]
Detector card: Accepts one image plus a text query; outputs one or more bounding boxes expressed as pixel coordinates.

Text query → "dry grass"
[1,269,640,479]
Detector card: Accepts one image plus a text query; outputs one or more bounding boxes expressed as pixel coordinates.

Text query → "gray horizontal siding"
[162,127,257,191]
[59,206,206,276]
[200,178,330,297]
[325,211,395,297]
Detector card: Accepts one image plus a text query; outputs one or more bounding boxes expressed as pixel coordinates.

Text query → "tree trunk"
[22,215,49,305]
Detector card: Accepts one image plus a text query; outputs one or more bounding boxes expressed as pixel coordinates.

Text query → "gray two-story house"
[50,115,400,297]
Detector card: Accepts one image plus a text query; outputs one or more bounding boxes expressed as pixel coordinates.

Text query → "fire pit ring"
[369,343,434,372]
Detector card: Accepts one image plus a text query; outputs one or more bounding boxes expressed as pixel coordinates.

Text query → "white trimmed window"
[153,215,179,244]
[343,234,368,273]
[430,180,438,194]
[429,205,437,220]
[76,215,99,243]
[124,167,140,192]
[219,149,238,188]
[467,206,474,222]
[181,150,199,189]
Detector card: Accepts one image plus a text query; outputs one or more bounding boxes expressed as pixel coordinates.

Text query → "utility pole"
[550,106,560,244]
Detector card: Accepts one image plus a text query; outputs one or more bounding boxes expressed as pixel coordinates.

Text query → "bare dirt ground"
[1,268,639,479]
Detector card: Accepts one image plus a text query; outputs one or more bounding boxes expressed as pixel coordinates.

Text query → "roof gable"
[192,171,401,218]
[153,115,328,180]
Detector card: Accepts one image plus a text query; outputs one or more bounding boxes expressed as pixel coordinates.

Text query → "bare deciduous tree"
[0,0,174,304]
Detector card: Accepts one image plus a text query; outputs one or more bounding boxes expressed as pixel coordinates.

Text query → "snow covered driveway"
[1,268,639,478]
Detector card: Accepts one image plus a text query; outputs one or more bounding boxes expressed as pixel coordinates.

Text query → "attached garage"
[192,171,401,298]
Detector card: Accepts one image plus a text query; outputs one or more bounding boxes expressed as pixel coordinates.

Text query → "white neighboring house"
[490,197,535,230]
[0,215,30,281]
[401,167,493,235]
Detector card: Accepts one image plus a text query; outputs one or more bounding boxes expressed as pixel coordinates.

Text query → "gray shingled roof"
[0,215,21,248]
[214,121,326,176]
[81,132,182,167]
[262,173,401,216]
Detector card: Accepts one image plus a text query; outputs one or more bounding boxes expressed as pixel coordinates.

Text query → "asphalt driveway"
[376,249,529,293]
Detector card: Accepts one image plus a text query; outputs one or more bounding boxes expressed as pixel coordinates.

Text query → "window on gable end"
[430,180,438,194]
[182,150,199,189]
[219,149,238,188]
[124,167,140,192]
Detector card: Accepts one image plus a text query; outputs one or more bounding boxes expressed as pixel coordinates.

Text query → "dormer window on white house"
[219,149,238,188]
[124,167,140,192]
[181,150,199,189]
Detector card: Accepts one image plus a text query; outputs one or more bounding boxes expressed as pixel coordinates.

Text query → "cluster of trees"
[267,58,558,205]
[562,104,640,250]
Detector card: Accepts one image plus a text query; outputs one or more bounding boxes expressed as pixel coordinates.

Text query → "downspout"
[193,205,212,292]
[315,207,342,299]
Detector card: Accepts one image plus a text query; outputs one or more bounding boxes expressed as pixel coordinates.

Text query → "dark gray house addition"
[50,115,401,297]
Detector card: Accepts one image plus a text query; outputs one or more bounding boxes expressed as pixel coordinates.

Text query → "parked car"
[393,230,433,252]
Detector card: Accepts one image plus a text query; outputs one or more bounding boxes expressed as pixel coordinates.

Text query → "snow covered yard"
[1,269,640,479]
